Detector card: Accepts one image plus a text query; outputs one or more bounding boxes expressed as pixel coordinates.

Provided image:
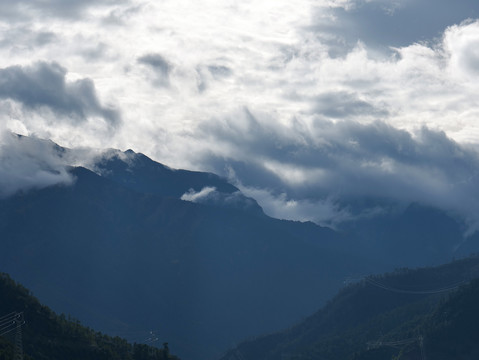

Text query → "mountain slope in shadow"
[219,256,479,360]
[0,162,367,360]
[0,272,180,360]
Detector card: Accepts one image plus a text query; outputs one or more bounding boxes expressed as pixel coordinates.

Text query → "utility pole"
[14,314,24,360]
[419,335,426,360]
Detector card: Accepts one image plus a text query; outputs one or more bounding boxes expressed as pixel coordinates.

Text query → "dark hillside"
[3,144,479,360]
[93,150,264,215]
[220,256,479,360]
[0,273,179,360]
[0,165,369,360]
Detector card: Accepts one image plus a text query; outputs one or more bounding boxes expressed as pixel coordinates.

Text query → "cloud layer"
[196,112,479,230]
[2,1,479,229]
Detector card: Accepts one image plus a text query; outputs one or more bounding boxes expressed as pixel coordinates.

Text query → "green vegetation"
[0,273,179,360]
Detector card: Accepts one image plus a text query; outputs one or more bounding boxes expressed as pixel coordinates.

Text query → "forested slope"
[220,256,479,360]
[0,273,179,360]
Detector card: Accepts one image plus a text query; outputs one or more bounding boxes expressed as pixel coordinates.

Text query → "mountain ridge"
[2,136,479,359]
[219,255,479,360]
[0,159,360,360]
[0,272,180,360]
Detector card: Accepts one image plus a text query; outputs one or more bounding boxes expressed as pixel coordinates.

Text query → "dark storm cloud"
[138,53,172,87]
[198,109,479,229]
[0,0,128,21]
[314,0,479,52]
[0,62,120,126]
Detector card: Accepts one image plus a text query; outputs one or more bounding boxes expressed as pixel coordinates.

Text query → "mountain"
[0,272,179,360]
[0,149,374,360]
[2,139,479,360]
[219,255,479,360]
[339,202,479,267]
[91,147,479,267]
[92,149,264,215]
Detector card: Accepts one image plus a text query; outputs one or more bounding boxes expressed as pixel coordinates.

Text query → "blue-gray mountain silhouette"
[1,143,479,360]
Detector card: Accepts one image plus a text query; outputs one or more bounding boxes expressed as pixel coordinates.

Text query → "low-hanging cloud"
[0,61,120,126]
[196,109,479,232]
[181,186,262,213]
[0,130,74,198]
[181,186,217,203]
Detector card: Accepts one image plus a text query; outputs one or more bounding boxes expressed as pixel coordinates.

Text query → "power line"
[368,335,426,360]
[0,312,25,360]
[365,277,466,295]
[0,313,20,328]
[14,317,23,360]
[0,312,24,337]
[0,312,17,322]
[419,335,426,360]
[367,337,417,349]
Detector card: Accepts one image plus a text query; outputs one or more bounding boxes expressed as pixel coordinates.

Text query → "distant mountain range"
[1,137,479,359]
[220,255,479,360]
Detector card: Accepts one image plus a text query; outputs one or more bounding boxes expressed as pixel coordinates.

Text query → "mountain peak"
[93,148,265,215]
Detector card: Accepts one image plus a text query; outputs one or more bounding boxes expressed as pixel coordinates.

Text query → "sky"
[2,0,479,231]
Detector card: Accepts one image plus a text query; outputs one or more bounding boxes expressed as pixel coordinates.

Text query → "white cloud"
[181,187,217,203]
[181,186,263,214]
[444,20,479,77]
[233,186,356,228]
[0,130,74,197]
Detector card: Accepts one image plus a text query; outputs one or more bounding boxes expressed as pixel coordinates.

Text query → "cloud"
[102,4,145,26]
[181,186,263,214]
[0,27,57,49]
[207,65,232,79]
[0,131,74,198]
[0,61,120,126]
[195,110,479,232]
[232,186,357,228]
[313,0,479,51]
[1,0,479,232]
[138,53,172,87]
[0,0,129,21]
[181,186,217,202]
[313,92,388,118]
[444,20,479,76]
